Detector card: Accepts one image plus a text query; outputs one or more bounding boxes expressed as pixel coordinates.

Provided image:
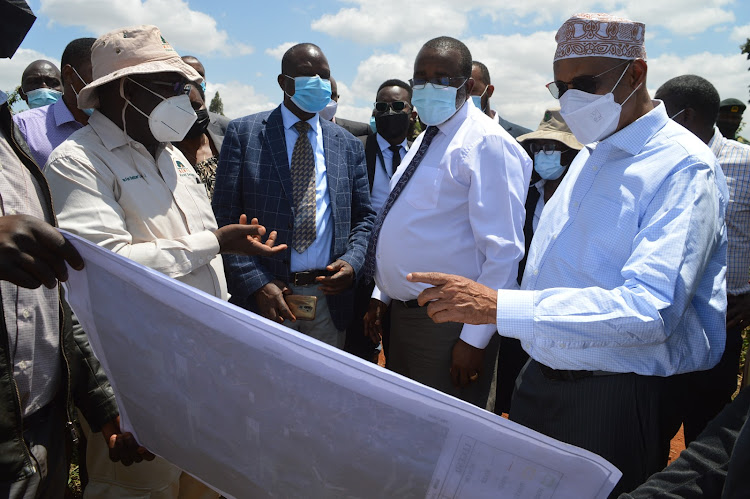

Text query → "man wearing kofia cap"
[407,13,727,495]
[46,25,285,499]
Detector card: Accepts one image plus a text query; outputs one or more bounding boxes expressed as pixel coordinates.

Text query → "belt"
[396,299,422,308]
[537,363,615,381]
[290,270,330,286]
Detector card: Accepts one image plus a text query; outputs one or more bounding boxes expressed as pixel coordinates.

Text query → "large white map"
[62,232,621,498]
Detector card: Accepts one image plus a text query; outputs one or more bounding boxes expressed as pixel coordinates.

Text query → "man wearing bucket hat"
[407,13,728,495]
[46,25,285,498]
[494,108,582,416]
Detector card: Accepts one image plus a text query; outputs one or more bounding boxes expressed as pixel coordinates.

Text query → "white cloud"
[265,42,299,60]
[39,0,253,57]
[731,23,750,42]
[0,48,59,94]
[648,52,750,104]
[311,0,738,45]
[205,81,275,120]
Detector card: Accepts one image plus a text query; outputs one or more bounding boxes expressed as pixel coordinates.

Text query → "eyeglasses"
[409,77,467,89]
[546,60,631,99]
[528,143,570,155]
[374,101,410,113]
[146,80,192,96]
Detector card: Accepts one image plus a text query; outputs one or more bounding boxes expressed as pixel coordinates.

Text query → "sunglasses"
[374,101,410,113]
[546,60,631,99]
[528,143,570,155]
[409,76,467,89]
[145,80,192,96]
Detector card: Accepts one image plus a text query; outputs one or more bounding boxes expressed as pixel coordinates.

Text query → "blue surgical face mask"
[26,88,62,109]
[284,75,332,114]
[369,116,377,133]
[470,86,488,112]
[71,67,95,117]
[411,80,466,126]
[534,150,566,180]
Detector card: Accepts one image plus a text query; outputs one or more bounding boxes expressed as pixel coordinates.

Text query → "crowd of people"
[1,1,749,498]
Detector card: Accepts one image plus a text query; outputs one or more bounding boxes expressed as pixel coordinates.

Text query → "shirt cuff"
[459,324,497,349]
[371,285,392,306]
[496,289,535,341]
[191,230,221,263]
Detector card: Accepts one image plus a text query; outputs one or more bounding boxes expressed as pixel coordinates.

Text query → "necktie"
[363,126,439,279]
[290,121,316,253]
[388,144,402,176]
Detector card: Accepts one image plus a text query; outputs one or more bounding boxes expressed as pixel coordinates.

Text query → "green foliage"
[6,86,22,111]
[209,91,225,116]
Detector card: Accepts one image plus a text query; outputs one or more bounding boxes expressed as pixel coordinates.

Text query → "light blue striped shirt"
[496,102,728,376]
[709,128,750,294]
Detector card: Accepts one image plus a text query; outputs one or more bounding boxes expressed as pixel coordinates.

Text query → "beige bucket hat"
[517,108,583,151]
[78,25,203,109]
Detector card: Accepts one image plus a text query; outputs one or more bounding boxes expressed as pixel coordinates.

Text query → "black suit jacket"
[334,117,370,138]
[357,132,413,191]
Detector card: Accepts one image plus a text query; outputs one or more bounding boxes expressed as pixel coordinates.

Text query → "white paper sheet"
[61,231,621,498]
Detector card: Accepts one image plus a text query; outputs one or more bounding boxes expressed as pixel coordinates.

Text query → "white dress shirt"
[279,103,333,272]
[45,111,228,300]
[373,99,532,347]
[370,133,408,214]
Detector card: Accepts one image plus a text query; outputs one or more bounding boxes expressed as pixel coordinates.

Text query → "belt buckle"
[293,271,311,286]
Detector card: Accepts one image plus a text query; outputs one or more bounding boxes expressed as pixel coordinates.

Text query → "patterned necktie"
[290,121,316,253]
[388,144,402,176]
[363,126,439,279]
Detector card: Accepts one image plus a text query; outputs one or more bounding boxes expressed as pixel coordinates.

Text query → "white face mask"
[559,62,640,144]
[318,99,338,121]
[125,77,197,143]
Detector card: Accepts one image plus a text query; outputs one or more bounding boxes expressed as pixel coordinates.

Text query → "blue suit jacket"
[212,105,376,330]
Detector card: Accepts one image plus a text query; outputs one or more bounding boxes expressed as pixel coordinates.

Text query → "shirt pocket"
[406,167,444,210]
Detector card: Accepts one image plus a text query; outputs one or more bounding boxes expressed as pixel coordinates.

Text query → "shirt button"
[198,258,205,265]
[592,165,598,171]
[533,269,539,276]
[573,201,579,208]
[22,309,31,319]
[552,234,557,240]
[8,208,17,215]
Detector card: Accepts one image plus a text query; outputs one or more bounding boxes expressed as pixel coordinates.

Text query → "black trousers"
[680,325,743,445]
[494,336,528,415]
[344,278,386,362]
[510,360,683,498]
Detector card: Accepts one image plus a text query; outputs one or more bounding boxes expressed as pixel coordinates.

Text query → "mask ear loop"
[119,78,151,185]
[610,61,642,106]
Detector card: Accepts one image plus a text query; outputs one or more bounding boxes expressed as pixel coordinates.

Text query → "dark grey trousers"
[388,302,500,410]
[510,360,683,498]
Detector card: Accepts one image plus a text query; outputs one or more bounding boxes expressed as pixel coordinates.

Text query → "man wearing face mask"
[213,43,375,349]
[13,38,96,169]
[46,25,286,499]
[175,55,230,200]
[362,36,531,409]
[18,59,63,110]
[325,76,370,137]
[493,107,582,415]
[656,75,750,446]
[345,79,415,362]
[406,14,728,495]
[469,61,531,139]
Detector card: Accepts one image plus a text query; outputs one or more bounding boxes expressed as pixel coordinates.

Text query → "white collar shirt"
[373,99,532,346]
[45,110,227,299]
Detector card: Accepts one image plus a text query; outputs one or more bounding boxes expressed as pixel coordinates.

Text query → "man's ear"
[61,64,73,89]
[278,74,292,96]
[630,59,647,89]
[486,84,495,100]
[464,77,475,96]
[19,87,27,102]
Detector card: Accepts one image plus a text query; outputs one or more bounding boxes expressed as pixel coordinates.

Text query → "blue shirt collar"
[603,100,668,156]
[280,102,319,134]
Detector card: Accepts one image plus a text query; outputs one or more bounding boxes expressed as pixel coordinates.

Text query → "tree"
[6,85,23,113]
[209,91,225,116]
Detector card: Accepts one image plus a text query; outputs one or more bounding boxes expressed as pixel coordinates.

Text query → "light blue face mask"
[470,86,487,112]
[26,88,62,109]
[71,67,95,117]
[284,75,332,114]
[369,116,377,133]
[534,150,566,180]
[411,80,465,126]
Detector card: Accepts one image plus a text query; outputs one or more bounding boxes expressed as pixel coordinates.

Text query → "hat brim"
[77,57,203,109]
[517,129,583,151]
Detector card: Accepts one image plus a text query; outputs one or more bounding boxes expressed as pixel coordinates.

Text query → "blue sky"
[2,0,749,136]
